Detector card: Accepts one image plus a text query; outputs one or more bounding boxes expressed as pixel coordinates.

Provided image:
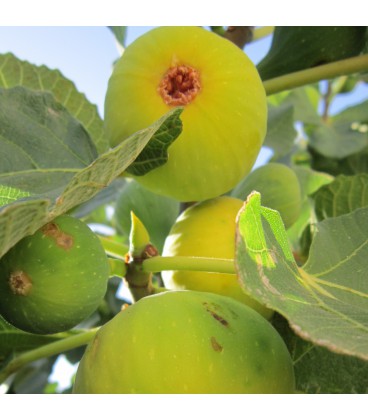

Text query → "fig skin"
[73,290,295,394]
[104,26,267,202]
[161,196,273,319]
[0,215,110,334]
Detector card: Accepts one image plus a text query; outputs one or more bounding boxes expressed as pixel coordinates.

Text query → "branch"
[142,255,236,275]
[263,54,368,96]
[0,328,98,384]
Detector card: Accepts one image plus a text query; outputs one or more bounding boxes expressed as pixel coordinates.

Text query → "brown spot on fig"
[210,337,223,352]
[41,221,74,250]
[203,302,229,327]
[9,270,32,296]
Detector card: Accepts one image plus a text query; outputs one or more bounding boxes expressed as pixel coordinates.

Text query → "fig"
[161,196,273,319]
[104,26,267,202]
[232,163,302,228]
[0,215,110,334]
[73,290,295,393]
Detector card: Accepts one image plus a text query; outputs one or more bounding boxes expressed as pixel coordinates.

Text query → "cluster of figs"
[1,26,302,393]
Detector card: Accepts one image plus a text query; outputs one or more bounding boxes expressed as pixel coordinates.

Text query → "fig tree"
[0,215,110,334]
[161,196,273,319]
[73,290,295,393]
[104,26,267,202]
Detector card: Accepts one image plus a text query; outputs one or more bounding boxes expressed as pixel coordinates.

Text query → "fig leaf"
[313,173,368,221]
[257,27,367,81]
[0,90,183,258]
[235,191,368,361]
[0,52,108,154]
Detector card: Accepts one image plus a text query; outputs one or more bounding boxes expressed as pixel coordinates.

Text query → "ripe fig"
[232,163,302,228]
[104,26,267,202]
[161,196,273,319]
[73,290,295,393]
[0,215,110,334]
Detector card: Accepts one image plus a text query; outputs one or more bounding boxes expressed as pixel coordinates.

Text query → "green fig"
[0,215,110,334]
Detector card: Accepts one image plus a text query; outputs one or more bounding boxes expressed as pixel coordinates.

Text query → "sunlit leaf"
[236,191,368,361]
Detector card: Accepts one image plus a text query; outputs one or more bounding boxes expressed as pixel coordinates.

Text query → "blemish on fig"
[9,270,32,296]
[41,222,74,250]
[158,64,201,106]
[211,337,223,352]
[203,302,229,327]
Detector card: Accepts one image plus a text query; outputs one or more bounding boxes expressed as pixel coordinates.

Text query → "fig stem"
[0,328,99,385]
[263,54,368,96]
[142,256,236,275]
[252,26,275,41]
[124,212,159,302]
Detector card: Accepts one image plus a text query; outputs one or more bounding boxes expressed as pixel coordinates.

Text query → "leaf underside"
[235,192,368,361]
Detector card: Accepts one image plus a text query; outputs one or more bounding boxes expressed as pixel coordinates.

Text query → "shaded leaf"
[114,179,179,252]
[231,162,301,229]
[108,26,127,48]
[257,27,367,81]
[0,315,77,369]
[0,87,97,194]
[310,145,368,176]
[8,357,57,394]
[306,100,368,159]
[235,192,368,361]
[263,102,297,158]
[125,107,183,176]
[286,166,334,262]
[0,106,183,259]
[273,314,368,394]
[0,53,108,154]
[313,174,368,221]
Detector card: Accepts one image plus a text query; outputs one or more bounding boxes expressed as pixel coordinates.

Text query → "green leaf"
[0,315,75,369]
[282,87,321,125]
[231,163,302,229]
[286,166,334,258]
[0,198,50,261]
[108,26,127,48]
[273,314,368,393]
[313,174,368,221]
[0,87,98,194]
[114,180,179,253]
[310,145,368,176]
[307,100,368,159]
[125,107,183,176]
[0,106,183,259]
[257,27,367,81]
[263,103,297,158]
[236,191,368,361]
[0,52,108,154]
[0,186,30,206]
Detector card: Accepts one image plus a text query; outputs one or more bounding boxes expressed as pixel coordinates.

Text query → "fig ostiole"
[73,290,295,394]
[0,215,110,334]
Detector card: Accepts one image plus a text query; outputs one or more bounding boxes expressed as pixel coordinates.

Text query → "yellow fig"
[104,26,267,202]
[161,196,273,319]
[73,291,295,393]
